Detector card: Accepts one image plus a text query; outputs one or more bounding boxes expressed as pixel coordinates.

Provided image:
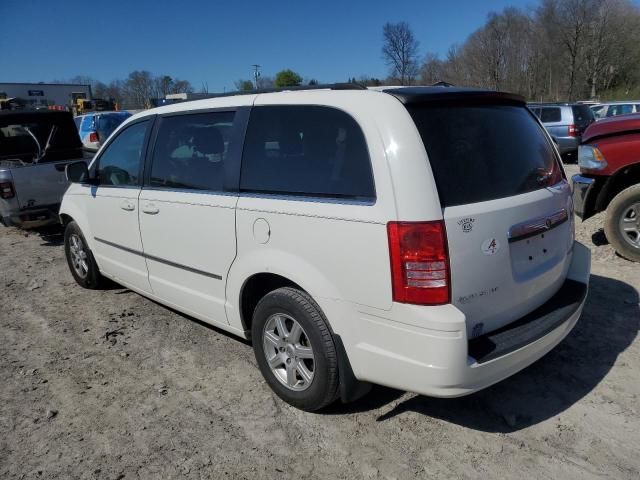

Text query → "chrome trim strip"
[508,208,569,243]
[238,191,376,206]
[571,174,595,186]
[93,237,222,280]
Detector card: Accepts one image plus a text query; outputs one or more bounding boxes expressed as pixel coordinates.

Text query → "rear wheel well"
[597,163,640,211]
[240,273,302,337]
[59,214,73,227]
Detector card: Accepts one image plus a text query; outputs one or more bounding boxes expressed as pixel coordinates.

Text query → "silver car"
[528,103,595,157]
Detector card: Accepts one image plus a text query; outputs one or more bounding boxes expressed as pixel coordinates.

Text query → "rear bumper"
[572,174,595,220]
[556,136,580,155]
[342,241,591,397]
[1,204,61,229]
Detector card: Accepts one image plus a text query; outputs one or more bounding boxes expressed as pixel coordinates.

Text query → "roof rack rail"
[162,83,367,104]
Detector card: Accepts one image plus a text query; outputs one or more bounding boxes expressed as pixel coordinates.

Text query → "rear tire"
[251,287,340,411]
[604,184,640,263]
[64,221,104,288]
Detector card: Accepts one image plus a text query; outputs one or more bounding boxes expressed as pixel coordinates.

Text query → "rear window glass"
[0,118,81,163]
[539,107,561,123]
[572,105,594,127]
[240,106,375,200]
[407,105,561,207]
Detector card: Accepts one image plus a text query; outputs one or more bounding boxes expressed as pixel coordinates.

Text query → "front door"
[138,110,241,324]
[87,119,152,292]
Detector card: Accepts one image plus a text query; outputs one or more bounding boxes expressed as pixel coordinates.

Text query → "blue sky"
[1,0,633,92]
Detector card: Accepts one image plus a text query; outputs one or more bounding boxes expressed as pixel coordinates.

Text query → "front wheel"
[252,287,339,411]
[604,184,640,262]
[64,221,104,288]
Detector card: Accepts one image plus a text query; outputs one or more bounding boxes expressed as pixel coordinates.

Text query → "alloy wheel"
[619,202,640,249]
[69,233,89,278]
[262,313,315,391]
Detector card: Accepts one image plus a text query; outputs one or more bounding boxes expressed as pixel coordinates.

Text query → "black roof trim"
[383,87,526,106]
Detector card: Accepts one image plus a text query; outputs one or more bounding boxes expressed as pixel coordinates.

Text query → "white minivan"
[61,85,591,411]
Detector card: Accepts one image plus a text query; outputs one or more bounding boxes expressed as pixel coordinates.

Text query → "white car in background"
[59,84,591,411]
[591,102,640,120]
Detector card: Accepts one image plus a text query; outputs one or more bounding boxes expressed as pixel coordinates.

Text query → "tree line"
[55,72,195,109]
[381,0,640,101]
[58,0,640,107]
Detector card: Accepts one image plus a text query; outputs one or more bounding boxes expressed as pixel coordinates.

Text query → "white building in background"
[0,82,92,108]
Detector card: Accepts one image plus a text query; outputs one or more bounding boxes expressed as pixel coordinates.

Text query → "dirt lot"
[1,164,639,480]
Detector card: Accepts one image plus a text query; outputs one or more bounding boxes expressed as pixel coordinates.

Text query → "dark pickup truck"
[0,110,87,228]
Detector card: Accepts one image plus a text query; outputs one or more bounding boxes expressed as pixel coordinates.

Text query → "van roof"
[129,85,530,123]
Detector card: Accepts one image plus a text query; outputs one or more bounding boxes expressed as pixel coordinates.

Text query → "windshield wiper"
[23,127,42,163]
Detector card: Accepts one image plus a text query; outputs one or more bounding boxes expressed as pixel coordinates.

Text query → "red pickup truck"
[572,113,640,262]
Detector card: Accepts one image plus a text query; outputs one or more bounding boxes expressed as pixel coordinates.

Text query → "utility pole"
[252,64,261,90]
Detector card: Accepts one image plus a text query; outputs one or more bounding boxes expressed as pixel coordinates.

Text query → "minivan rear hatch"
[388,88,574,339]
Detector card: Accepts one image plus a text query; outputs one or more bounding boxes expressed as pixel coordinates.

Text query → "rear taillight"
[89,132,98,143]
[568,124,578,136]
[387,221,450,305]
[0,181,15,199]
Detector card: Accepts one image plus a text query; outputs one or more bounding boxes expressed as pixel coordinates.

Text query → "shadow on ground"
[592,228,609,246]
[327,274,638,432]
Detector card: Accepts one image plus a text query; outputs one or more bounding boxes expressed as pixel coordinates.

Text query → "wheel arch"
[239,272,304,335]
[596,162,640,212]
[59,196,93,249]
[236,270,372,404]
[226,248,344,337]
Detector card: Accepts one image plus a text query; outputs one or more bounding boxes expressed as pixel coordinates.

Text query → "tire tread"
[252,287,340,411]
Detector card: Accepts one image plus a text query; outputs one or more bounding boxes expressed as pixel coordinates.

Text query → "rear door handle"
[142,203,159,215]
[120,200,135,211]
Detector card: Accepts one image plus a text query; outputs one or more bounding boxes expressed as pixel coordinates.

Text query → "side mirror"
[66,161,90,184]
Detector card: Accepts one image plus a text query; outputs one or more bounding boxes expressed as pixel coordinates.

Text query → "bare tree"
[154,75,174,98]
[382,22,420,85]
[171,79,193,94]
[414,0,640,101]
[419,53,444,85]
[123,70,154,109]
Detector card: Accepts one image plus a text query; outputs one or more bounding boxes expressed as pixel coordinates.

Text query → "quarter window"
[240,106,375,200]
[97,120,148,186]
[539,108,561,123]
[149,111,235,191]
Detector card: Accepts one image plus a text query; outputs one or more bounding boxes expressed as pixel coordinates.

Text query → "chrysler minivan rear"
[350,88,590,397]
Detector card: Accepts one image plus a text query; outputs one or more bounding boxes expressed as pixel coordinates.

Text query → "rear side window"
[407,105,561,207]
[607,104,633,117]
[539,107,561,123]
[571,105,594,128]
[240,105,375,200]
[150,111,235,191]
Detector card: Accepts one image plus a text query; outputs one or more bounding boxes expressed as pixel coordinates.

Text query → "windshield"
[407,104,563,207]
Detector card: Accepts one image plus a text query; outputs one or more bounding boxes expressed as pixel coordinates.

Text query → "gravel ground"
[1,164,639,479]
